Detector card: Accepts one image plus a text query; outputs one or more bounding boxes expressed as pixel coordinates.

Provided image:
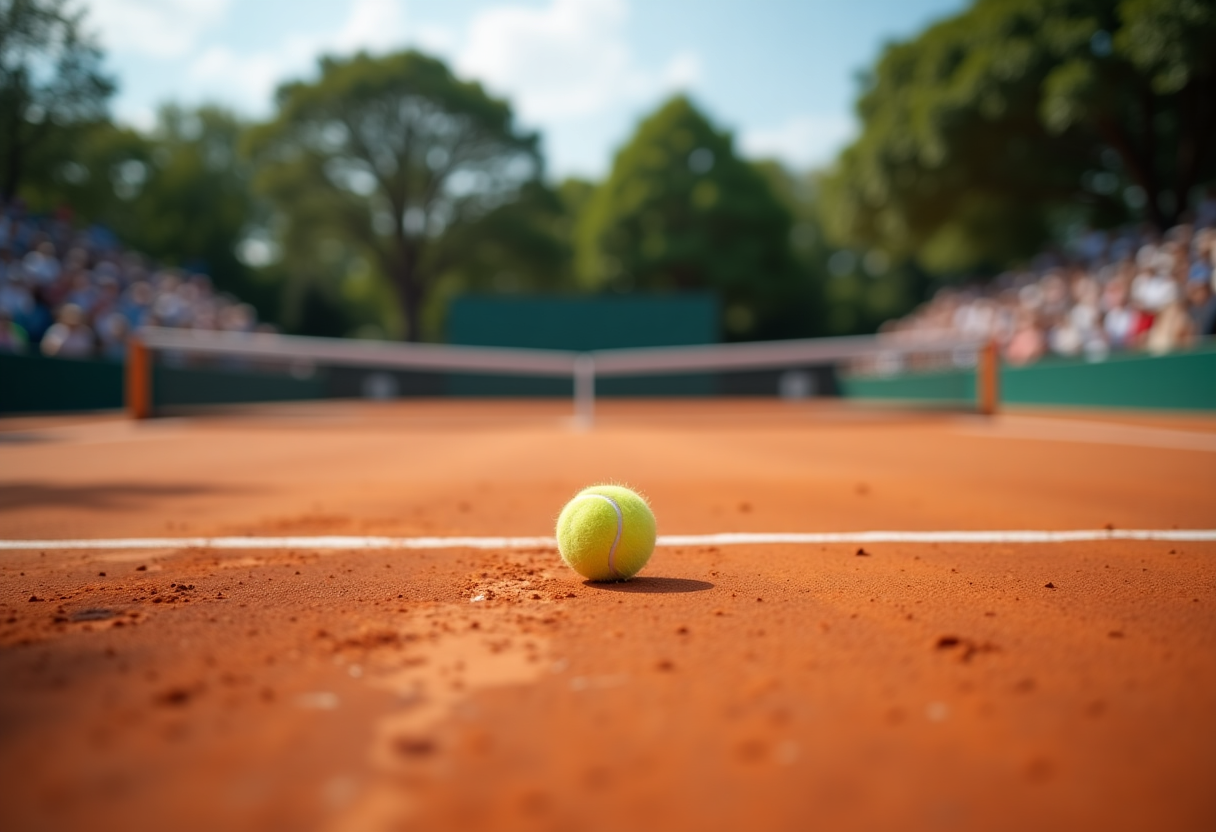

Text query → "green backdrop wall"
[841,343,1216,411]
[445,294,719,396]
[447,294,719,350]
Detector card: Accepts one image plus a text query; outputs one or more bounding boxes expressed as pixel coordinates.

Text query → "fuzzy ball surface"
[556,485,657,581]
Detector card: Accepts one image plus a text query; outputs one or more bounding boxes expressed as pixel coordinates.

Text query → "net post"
[977,338,1000,415]
[126,336,152,419]
[574,354,595,429]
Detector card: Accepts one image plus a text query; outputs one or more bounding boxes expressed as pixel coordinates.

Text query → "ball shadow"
[584,577,714,594]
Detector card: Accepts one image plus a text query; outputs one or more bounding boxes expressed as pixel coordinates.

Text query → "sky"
[86,0,966,180]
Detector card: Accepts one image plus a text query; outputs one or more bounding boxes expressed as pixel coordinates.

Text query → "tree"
[21,105,277,319]
[0,0,114,202]
[115,106,263,303]
[18,118,149,220]
[426,181,575,295]
[577,95,811,340]
[823,0,1216,274]
[248,50,541,341]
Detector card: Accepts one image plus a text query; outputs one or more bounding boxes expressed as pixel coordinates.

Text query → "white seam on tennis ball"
[579,493,624,578]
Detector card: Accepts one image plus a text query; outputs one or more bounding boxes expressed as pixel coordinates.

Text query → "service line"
[1,530,1215,551]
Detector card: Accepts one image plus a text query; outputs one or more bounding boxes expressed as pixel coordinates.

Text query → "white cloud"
[660,51,702,92]
[331,0,408,54]
[114,101,157,133]
[739,114,856,171]
[185,0,409,113]
[415,24,457,55]
[456,0,698,124]
[88,0,232,59]
[98,0,701,178]
[189,43,309,111]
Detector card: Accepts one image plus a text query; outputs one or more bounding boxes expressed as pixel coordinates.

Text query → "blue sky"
[86,0,965,179]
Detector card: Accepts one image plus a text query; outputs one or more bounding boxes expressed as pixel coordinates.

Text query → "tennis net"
[127,327,997,425]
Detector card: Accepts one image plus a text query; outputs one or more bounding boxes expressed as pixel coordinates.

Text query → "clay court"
[1,399,1214,832]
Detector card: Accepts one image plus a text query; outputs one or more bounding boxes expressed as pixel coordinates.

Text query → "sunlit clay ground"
[1,400,1214,832]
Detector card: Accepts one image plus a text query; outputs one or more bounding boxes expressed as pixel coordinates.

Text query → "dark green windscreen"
[447,295,719,351]
[446,294,719,396]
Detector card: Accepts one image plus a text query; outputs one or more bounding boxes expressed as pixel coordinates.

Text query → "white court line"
[0,530,1214,551]
[955,416,1216,452]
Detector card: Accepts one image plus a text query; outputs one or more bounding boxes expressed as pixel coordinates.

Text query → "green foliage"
[0,0,114,201]
[247,49,542,341]
[22,106,276,318]
[257,238,378,338]
[120,107,266,301]
[19,118,147,217]
[558,177,596,226]
[430,181,573,295]
[757,160,929,336]
[823,0,1216,276]
[420,180,575,340]
[578,95,814,340]
[1117,0,1215,93]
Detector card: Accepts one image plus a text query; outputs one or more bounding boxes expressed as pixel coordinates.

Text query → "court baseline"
[1,528,1214,550]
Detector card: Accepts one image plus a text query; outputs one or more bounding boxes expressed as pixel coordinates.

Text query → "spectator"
[1006,311,1046,365]
[1192,228,1216,286]
[886,206,1216,365]
[25,285,54,343]
[1186,280,1216,338]
[1145,300,1194,355]
[22,241,60,285]
[0,265,34,325]
[119,280,154,327]
[40,303,95,358]
[1102,275,1141,349]
[0,308,27,354]
[1131,266,1178,313]
[96,311,129,361]
[65,269,100,314]
[0,201,267,359]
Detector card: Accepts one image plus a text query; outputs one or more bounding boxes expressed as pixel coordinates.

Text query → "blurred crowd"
[883,215,1216,365]
[0,202,269,359]
[7,195,1216,370]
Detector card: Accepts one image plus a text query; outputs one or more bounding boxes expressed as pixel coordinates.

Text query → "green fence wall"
[842,344,1216,411]
[0,353,323,414]
[840,366,976,404]
[0,353,125,413]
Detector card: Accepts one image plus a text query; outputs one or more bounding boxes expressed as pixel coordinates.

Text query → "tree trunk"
[403,274,422,343]
[392,243,423,343]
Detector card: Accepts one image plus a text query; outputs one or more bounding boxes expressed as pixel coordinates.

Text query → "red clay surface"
[1,399,1214,832]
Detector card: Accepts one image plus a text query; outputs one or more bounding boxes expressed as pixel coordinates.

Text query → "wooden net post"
[977,338,1000,415]
[126,337,152,419]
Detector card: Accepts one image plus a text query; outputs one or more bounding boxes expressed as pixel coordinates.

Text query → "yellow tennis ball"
[556,485,657,581]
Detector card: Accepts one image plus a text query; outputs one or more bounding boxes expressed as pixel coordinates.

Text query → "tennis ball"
[556,485,657,581]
